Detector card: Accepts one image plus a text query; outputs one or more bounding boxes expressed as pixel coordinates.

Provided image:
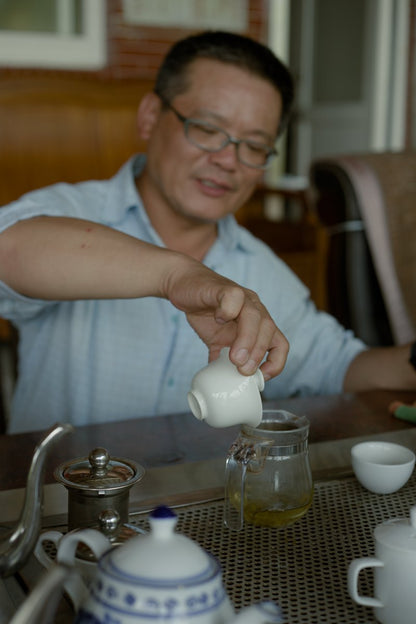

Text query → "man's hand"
[163,257,289,380]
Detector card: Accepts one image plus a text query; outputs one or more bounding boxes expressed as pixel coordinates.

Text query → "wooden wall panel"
[0,77,153,205]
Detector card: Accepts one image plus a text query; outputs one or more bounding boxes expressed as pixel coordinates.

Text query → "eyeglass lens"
[185,120,273,168]
[156,91,276,169]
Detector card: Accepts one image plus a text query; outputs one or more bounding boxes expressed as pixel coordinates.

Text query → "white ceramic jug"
[187,347,264,428]
[348,505,416,624]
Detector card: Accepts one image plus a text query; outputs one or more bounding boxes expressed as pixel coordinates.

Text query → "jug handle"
[34,531,64,571]
[34,530,87,612]
[55,528,112,611]
[348,557,384,608]
[224,443,256,531]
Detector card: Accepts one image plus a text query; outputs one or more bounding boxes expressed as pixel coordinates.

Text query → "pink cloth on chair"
[331,153,416,344]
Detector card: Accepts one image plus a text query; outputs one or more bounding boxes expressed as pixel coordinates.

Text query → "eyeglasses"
[156,93,278,169]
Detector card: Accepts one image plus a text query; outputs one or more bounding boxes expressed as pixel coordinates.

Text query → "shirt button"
[167,377,175,387]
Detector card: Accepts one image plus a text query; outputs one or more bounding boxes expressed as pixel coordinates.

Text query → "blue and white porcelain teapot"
[70,506,284,624]
[18,505,283,624]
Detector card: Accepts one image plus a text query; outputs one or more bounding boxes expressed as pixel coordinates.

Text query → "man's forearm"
[343,345,416,392]
[0,215,289,380]
[0,216,186,301]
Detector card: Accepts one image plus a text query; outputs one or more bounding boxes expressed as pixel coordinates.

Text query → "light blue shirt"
[0,156,366,433]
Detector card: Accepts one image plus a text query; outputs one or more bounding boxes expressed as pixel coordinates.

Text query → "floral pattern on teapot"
[75,558,230,623]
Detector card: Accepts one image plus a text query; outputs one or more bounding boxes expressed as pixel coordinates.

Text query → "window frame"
[0,0,106,69]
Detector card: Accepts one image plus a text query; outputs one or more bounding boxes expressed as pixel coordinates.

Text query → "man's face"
[140,58,283,223]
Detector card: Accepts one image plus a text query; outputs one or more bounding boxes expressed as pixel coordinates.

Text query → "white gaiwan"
[187,347,264,428]
[52,506,283,624]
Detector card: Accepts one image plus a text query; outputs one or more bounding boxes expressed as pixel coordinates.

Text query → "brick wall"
[104,0,268,80]
[0,0,268,81]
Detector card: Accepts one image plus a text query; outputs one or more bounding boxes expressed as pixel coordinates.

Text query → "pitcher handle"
[224,442,255,531]
[34,530,87,612]
[348,557,384,608]
[34,530,64,571]
[56,528,111,611]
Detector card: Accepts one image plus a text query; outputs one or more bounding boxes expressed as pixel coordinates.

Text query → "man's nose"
[210,139,239,169]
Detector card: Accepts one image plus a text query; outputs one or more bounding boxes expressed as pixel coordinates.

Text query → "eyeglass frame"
[155,91,278,170]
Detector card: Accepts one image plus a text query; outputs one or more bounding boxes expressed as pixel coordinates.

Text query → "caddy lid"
[54,447,145,492]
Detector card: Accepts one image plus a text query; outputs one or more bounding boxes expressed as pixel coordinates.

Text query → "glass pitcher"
[224,409,313,530]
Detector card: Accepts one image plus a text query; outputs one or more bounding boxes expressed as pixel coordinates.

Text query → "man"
[0,31,415,433]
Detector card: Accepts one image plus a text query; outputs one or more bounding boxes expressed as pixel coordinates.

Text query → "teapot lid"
[103,506,219,584]
[54,447,145,493]
[375,506,416,551]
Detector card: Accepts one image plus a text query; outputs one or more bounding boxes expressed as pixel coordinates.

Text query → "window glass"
[0,0,104,69]
[0,0,83,34]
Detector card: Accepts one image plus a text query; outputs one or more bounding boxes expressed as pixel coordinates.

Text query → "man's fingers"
[259,333,290,380]
[187,277,289,382]
[220,288,289,379]
[231,325,289,379]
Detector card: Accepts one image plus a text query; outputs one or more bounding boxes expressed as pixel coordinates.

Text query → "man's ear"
[137,92,162,140]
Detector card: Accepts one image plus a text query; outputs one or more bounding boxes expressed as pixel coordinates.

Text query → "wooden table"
[1,390,416,492]
[1,390,416,623]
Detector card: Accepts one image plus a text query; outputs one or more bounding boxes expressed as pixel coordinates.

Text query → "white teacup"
[187,347,264,428]
[348,506,416,624]
[351,441,415,494]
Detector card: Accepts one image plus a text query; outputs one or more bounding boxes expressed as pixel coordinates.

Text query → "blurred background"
[1,0,414,174]
[0,0,415,425]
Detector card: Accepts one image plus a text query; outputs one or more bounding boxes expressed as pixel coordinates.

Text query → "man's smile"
[196,176,234,197]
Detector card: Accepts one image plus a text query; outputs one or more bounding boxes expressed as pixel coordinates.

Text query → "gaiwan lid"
[54,447,145,494]
[104,506,220,583]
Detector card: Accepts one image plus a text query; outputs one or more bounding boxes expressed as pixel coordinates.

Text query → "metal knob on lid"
[89,448,111,479]
[75,509,146,562]
[99,508,121,534]
[54,447,145,531]
[97,508,146,545]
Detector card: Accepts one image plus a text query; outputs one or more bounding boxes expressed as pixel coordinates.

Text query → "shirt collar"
[104,154,255,256]
[102,155,146,225]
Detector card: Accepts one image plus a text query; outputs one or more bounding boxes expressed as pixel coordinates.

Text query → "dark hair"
[154,31,294,136]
